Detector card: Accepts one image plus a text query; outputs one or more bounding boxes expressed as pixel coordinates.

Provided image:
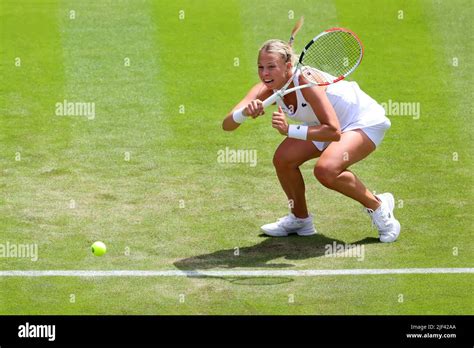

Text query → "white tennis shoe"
[261,213,316,237]
[367,193,401,243]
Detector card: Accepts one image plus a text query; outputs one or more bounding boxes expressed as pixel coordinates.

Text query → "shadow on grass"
[175,233,351,270]
[174,234,382,285]
[350,237,380,245]
[226,276,294,286]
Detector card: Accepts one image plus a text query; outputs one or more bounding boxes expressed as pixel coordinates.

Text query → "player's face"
[258,52,291,90]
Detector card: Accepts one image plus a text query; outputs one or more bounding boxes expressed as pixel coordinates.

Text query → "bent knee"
[273,152,289,169]
[273,151,301,170]
[314,164,339,187]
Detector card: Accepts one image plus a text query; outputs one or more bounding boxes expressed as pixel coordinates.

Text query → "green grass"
[0,0,472,314]
[1,274,470,315]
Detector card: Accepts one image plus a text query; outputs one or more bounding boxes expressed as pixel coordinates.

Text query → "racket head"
[298,28,364,86]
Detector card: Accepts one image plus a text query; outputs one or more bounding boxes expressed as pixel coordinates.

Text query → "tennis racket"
[262,27,364,108]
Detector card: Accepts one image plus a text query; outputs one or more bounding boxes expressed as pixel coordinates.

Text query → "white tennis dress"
[275,70,391,151]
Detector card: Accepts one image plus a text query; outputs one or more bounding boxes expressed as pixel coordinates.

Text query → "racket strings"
[301,30,362,84]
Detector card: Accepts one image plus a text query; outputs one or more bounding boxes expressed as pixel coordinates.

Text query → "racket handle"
[262,93,281,108]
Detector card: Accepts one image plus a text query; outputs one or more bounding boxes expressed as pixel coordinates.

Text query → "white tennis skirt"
[311,107,391,152]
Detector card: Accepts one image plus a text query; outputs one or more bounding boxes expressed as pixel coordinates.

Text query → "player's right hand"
[245,99,265,119]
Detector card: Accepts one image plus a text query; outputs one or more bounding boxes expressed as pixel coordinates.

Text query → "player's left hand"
[272,106,288,135]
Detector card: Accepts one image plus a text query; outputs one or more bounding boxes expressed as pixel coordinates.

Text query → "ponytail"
[258,17,304,66]
[289,16,304,47]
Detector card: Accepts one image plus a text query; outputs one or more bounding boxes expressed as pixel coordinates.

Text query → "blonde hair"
[258,17,304,66]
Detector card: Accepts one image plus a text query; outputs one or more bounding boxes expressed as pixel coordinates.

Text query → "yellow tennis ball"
[91,241,107,256]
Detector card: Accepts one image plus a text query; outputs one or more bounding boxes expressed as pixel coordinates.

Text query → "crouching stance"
[222,21,400,243]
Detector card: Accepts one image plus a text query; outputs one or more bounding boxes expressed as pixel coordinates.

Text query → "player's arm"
[301,80,341,142]
[222,83,272,131]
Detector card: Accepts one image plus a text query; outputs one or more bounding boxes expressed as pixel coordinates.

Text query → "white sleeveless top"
[275,70,388,131]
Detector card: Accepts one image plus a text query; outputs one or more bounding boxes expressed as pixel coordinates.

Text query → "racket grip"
[262,93,280,108]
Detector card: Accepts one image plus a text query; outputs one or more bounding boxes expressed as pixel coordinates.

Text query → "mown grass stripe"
[1,268,472,277]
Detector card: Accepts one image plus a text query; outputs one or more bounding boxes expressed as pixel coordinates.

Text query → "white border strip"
[0,268,472,277]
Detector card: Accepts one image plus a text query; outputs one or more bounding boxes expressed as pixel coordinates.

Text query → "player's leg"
[273,137,321,218]
[314,129,400,242]
[261,137,321,237]
[313,129,378,209]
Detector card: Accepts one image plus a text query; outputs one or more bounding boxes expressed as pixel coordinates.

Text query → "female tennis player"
[222,21,401,243]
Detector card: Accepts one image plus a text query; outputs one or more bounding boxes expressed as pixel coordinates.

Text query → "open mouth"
[263,79,274,84]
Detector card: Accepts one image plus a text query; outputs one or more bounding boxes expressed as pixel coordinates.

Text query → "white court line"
[0,268,473,277]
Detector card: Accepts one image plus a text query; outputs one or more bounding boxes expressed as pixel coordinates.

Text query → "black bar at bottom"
[0,315,472,346]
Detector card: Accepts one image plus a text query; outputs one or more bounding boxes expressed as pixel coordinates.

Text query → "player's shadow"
[351,236,380,245]
[174,233,378,271]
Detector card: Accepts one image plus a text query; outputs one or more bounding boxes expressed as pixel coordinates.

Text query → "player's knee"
[273,151,298,170]
[273,151,288,170]
[314,164,338,188]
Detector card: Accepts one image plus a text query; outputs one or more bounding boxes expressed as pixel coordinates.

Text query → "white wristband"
[232,108,247,124]
[288,124,308,140]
